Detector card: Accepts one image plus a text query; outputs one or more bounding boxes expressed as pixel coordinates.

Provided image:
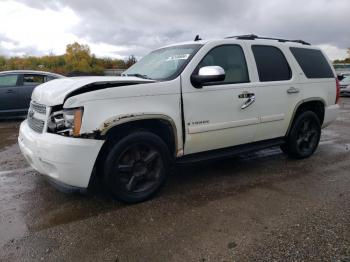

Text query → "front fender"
[99,113,178,137]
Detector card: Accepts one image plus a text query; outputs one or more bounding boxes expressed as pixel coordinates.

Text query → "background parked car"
[0,70,64,118]
[336,72,350,81]
[340,75,350,96]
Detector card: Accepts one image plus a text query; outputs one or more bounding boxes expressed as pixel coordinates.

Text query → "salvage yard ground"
[0,99,349,261]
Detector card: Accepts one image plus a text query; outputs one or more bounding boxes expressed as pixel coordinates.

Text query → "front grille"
[28,116,45,133]
[27,101,47,133]
[31,102,46,114]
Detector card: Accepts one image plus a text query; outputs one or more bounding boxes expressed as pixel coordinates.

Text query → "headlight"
[63,108,83,136]
[48,107,84,137]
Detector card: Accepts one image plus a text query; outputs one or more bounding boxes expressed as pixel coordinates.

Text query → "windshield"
[123,44,202,80]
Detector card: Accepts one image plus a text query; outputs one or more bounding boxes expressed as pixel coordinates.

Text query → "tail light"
[335,78,340,104]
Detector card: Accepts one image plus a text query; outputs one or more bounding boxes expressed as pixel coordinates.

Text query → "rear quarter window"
[44,76,57,82]
[23,74,45,86]
[290,47,334,78]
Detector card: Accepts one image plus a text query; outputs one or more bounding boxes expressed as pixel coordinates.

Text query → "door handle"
[6,89,14,94]
[241,95,256,109]
[287,87,299,94]
[238,92,255,99]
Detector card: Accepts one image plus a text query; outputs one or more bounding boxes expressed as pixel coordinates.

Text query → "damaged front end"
[47,106,84,137]
[47,106,101,139]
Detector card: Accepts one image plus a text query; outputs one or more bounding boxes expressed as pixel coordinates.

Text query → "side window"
[197,45,249,84]
[23,74,45,86]
[44,76,56,82]
[0,74,18,87]
[290,47,334,78]
[252,45,291,82]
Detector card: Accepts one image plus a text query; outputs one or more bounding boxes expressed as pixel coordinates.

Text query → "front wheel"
[282,111,321,159]
[104,131,171,203]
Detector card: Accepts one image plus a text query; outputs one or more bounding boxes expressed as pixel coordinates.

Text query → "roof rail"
[225,34,311,45]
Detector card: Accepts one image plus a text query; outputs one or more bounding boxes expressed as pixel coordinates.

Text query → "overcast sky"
[0,0,349,60]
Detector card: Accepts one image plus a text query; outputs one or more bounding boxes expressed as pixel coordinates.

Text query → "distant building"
[104,69,125,76]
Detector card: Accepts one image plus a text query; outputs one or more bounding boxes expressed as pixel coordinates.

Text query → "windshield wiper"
[122,73,153,80]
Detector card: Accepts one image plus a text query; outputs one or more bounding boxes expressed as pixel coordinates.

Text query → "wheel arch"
[92,114,178,176]
[102,114,178,151]
[286,98,325,136]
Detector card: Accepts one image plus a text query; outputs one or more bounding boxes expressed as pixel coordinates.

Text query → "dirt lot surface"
[0,99,349,262]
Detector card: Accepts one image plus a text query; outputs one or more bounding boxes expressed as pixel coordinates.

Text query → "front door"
[182,44,259,154]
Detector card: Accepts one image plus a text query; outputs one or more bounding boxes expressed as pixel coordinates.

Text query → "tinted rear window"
[252,45,291,82]
[290,47,334,78]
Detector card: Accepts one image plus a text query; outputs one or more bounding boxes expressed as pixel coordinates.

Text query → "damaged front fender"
[98,113,177,136]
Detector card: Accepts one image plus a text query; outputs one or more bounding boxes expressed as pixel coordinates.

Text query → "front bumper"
[18,120,104,188]
[322,104,340,128]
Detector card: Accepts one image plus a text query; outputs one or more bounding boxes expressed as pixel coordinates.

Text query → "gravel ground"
[0,99,349,261]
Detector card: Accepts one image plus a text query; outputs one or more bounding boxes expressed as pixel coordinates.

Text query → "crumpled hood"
[31,76,153,106]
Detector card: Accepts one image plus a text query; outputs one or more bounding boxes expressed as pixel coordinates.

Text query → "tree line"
[0,42,137,76]
[1,43,348,76]
[333,48,350,64]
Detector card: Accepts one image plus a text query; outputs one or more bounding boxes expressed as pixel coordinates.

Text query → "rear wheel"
[281,111,321,159]
[104,131,170,203]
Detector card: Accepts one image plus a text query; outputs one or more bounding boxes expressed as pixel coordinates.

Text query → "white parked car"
[18,34,340,203]
[339,75,350,96]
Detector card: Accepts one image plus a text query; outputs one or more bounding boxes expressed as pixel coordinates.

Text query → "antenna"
[194,35,202,41]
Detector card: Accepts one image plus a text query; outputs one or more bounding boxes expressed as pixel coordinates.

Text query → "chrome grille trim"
[28,116,45,133]
[27,101,48,133]
[31,101,46,114]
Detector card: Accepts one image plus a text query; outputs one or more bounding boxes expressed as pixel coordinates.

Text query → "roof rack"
[225,34,311,45]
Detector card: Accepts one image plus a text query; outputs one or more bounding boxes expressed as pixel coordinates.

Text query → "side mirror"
[191,66,225,88]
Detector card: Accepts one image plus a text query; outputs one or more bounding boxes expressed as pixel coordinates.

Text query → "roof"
[158,34,314,50]
[0,70,64,78]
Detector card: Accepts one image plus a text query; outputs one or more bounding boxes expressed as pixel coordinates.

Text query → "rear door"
[248,44,301,141]
[0,74,20,113]
[17,74,46,110]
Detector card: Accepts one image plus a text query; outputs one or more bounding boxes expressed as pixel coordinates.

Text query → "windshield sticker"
[166,54,190,61]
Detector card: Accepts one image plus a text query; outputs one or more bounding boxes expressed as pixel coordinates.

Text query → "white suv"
[18,34,340,203]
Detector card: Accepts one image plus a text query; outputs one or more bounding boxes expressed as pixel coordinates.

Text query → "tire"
[104,131,171,203]
[282,111,321,159]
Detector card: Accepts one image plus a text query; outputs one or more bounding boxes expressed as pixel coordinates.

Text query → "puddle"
[0,168,33,176]
[0,171,31,248]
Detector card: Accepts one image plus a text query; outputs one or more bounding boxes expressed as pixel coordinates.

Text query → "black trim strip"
[176,137,285,165]
[179,75,186,149]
